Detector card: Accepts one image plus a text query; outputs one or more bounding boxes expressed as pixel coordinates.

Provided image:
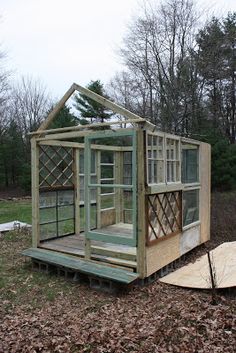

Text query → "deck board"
[22,248,139,283]
[41,223,136,255]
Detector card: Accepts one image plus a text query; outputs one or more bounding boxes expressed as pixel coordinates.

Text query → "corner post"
[31,137,40,248]
[136,129,146,278]
[74,148,80,234]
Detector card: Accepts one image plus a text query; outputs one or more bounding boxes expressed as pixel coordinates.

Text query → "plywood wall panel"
[199,143,211,243]
[146,234,180,276]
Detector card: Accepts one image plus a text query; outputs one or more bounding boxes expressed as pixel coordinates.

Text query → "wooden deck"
[22,248,139,284]
[40,223,137,269]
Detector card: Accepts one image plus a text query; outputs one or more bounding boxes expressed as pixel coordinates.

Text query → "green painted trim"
[88,183,133,189]
[86,129,136,140]
[22,248,139,283]
[132,130,137,242]
[87,231,136,246]
[84,129,137,247]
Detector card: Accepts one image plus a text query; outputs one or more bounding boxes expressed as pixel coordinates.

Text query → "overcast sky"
[1,0,235,99]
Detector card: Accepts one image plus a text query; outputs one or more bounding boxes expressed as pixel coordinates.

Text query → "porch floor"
[39,223,136,268]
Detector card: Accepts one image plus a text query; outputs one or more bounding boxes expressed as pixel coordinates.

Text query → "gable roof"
[37,82,145,132]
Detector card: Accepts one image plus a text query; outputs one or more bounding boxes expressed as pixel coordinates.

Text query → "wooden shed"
[23,83,211,286]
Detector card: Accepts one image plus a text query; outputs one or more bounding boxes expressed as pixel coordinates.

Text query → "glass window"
[79,149,96,174]
[147,134,164,184]
[182,144,199,183]
[183,189,199,227]
[101,194,114,209]
[123,152,132,185]
[166,138,180,183]
[39,189,75,240]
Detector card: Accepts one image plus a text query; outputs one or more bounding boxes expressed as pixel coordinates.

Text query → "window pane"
[123,151,132,185]
[123,190,132,209]
[58,190,74,205]
[39,191,56,208]
[101,186,114,194]
[182,145,199,183]
[183,189,199,226]
[58,205,74,221]
[101,194,114,209]
[91,150,96,173]
[58,219,74,236]
[40,222,57,240]
[101,150,113,163]
[101,165,113,179]
[157,161,164,183]
[40,207,56,223]
[79,150,84,174]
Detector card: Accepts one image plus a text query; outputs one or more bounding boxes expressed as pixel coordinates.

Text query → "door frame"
[84,129,137,246]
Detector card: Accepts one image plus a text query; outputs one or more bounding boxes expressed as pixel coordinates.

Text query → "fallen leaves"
[0,195,236,353]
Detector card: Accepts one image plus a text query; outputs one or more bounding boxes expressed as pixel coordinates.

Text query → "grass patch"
[0,199,32,224]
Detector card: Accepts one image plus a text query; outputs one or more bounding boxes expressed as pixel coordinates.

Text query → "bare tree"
[115,0,201,134]
[11,76,51,137]
[108,70,155,119]
[0,50,11,136]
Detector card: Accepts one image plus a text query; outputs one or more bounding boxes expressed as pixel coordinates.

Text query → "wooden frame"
[84,129,137,248]
[28,82,211,282]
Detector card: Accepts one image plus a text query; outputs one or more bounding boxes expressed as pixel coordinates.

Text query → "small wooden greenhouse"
[23,83,211,286]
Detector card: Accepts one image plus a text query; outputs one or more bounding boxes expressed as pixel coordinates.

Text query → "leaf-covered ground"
[0,192,236,353]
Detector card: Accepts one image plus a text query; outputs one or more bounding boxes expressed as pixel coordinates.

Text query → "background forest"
[0,0,235,192]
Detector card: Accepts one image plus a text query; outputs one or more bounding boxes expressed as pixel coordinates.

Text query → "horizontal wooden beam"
[32,81,146,135]
[91,245,136,262]
[37,127,135,141]
[31,118,145,137]
[38,139,132,151]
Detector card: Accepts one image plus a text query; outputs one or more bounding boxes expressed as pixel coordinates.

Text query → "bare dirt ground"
[0,192,235,353]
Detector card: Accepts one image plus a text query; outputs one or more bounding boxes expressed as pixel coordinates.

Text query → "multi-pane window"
[100,151,115,210]
[147,134,165,184]
[182,142,200,227]
[182,144,199,183]
[183,189,199,227]
[146,133,180,184]
[39,190,75,241]
[166,138,180,183]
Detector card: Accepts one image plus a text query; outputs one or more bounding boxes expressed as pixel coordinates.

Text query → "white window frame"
[146,131,165,185]
[181,139,201,229]
[146,132,181,186]
[165,133,181,184]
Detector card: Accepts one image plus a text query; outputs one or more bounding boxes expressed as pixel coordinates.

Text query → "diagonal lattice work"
[146,191,182,245]
[39,145,74,189]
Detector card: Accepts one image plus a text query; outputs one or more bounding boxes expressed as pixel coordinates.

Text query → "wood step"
[22,248,139,284]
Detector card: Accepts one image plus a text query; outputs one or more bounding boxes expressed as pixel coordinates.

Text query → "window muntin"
[183,189,199,227]
[166,138,180,183]
[147,134,165,184]
[146,133,180,185]
[182,143,199,184]
[39,189,75,240]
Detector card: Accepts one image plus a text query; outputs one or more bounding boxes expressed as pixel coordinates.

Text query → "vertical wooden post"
[74,149,80,234]
[136,129,146,278]
[114,151,121,223]
[31,137,40,248]
[84,137,91,260]
[120,152,124,223]
[96,150,101,229]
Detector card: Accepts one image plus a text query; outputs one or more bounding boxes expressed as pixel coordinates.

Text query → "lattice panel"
[147,191,182,245]
[39,145,74,189]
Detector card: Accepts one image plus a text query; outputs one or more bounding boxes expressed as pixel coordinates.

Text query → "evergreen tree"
[48,104,78,129]
[74,80,113,124]
[196,13,236,143]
